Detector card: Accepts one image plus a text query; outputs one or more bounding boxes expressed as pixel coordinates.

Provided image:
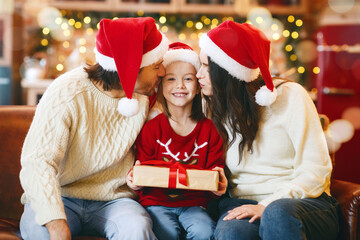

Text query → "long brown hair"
[204,57,264,155]
[84,63,123,91]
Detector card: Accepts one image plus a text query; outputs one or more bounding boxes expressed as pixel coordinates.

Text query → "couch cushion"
[0,106,35,220]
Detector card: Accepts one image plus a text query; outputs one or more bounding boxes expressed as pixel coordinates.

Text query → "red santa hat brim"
[199,33,260,82]
[163,48,200,71]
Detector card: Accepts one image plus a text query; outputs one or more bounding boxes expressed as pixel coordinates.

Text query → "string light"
[285,44,293,52]
[186,20,194,28]
[79,46,86,53]
[195,22,203,30]
[55,17,62,25]
[178,33,186,40]
[56,64,64,71]
[287,15,295,23]
[84,16,91,24]
[86,28,94,35]
[74,22,82,29]
[313,67,321,74]
[161,26,168,32]
[291,31,299,39]
[283,30,290,37]
[159,16,166,24]
[42,28,50,35]
[297,66,305,74]
[204,18,211,25]
[295,19,303,27]
[137,10,144,16]
[62,41,70,48]
[68,19,75,26]
[41,39,48,46]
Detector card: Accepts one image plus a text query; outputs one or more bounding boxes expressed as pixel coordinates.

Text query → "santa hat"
[163,42,200,71]
[95,17,169,116]
[199,21,277,106]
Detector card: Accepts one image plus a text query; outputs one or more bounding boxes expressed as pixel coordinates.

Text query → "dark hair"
[157,78,204,122]
[204,57,264,155]
[84,63,123,91]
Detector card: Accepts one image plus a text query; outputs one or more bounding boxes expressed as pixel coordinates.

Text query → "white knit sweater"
[20,67,149,225]
[226,81,332,207]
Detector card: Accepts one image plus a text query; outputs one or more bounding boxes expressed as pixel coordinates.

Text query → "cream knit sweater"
[226,81,332,207]
[20,67,149,225]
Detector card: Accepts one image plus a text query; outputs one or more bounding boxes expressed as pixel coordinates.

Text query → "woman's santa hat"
[199,21,277,106]
[95,17,168,116]
[163,42,200,71]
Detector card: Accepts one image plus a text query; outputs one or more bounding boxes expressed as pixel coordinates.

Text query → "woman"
[196,20,339,240]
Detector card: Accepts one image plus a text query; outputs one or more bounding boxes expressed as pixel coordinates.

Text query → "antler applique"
[156,139,208,163]
[183,141,208,162]
[157,139,180,161]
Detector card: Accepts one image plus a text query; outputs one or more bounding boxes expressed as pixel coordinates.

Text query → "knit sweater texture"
[19,66,149,225]
[226,80,332,207]
[136,113,224,208]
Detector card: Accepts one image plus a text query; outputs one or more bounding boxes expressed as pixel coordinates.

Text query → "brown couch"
[0,105,359,239]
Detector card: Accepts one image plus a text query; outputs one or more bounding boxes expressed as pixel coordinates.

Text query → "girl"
[127,42,227,240]
[196,21,339,240]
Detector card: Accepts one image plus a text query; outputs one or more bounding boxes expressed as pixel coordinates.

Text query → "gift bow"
[140,160,202,189]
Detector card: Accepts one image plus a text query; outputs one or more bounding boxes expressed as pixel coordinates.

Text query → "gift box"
[133,165,219,191]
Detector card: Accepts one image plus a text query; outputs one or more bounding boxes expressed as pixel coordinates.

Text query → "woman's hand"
[223,204,265,223]
[126,160,143,191]
[211,167,227,196]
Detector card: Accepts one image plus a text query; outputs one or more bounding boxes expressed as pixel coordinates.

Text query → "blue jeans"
[214,193,339,240]
[146,205,215,240]
[20,197,156,240]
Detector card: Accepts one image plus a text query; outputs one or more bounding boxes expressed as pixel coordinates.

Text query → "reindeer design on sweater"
[157,138,208,165]
[156,138,208,200]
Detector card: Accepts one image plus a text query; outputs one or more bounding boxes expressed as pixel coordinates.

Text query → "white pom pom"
[117,98,139,117]
[255,86,277,106]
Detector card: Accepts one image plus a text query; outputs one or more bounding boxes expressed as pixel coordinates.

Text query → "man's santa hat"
[95,17,168,116]
[199,21,277,106]
[163,42,200,71]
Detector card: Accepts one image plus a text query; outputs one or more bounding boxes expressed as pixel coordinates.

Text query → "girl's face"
[162,61,199,111]
[196,50,213,96]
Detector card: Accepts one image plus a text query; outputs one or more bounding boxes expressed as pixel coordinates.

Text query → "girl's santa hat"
[199,21,277,106]
[95,17,169,116]
[163,42,200,71]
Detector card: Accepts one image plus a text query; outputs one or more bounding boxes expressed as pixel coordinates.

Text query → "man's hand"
[211,167,228,196]
[126,160,143,191]
[223,204,265,223]
[45,219,71,240]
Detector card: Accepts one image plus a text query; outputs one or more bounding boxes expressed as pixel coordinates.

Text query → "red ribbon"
[140,160,202,189]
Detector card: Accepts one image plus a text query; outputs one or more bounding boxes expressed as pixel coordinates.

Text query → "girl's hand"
[223,204,265,223]
[211,167,227,196]
[126,160,143,191]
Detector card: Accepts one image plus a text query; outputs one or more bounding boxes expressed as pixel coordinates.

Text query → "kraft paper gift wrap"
[133,165,219,191]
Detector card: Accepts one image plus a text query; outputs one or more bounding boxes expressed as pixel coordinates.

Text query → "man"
[19,17,168,240]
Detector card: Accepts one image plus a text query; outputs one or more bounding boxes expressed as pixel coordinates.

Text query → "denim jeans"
[146,205,215,240]
[214,193,339,240]
[20,197,156,240]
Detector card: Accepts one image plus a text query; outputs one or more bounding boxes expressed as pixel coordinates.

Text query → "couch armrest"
[331,179,360,240]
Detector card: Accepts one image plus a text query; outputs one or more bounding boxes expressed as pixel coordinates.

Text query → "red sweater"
[135,113,224,208]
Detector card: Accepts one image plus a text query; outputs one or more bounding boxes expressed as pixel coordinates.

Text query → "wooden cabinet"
[48,0,308,16]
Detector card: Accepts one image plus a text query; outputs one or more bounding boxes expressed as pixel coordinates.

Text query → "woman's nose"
[196,68,202,79]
